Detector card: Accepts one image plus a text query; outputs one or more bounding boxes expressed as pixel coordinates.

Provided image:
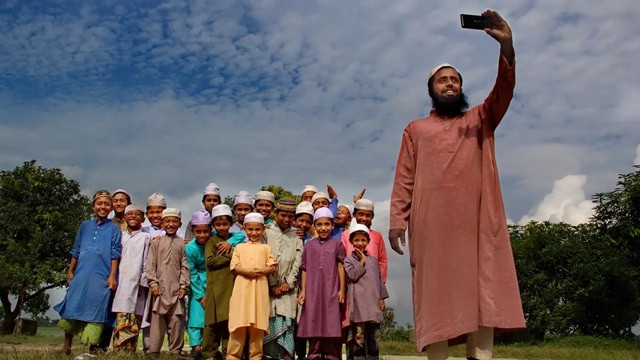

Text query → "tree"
[0,160,91,334]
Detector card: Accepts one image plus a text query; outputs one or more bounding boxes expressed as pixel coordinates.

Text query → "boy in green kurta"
[202,204,235,360]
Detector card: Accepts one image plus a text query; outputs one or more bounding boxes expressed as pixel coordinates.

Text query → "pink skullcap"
[191,210,212,226]
[313,207,333,222]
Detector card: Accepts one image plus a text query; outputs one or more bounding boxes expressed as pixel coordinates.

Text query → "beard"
[431,92,469,117]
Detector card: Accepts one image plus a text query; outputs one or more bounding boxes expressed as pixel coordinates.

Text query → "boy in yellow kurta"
[226,212,277,360]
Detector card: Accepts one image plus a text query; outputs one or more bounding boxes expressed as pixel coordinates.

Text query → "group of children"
[55,184,389,360]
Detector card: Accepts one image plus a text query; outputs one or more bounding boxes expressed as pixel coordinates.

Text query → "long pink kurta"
[390,55,525,352]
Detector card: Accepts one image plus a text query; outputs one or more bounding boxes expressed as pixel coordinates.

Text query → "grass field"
[2,327,640,359]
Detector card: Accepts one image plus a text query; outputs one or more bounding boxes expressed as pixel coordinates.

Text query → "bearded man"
[388,9,525,360]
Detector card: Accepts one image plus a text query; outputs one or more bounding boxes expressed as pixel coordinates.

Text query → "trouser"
[148,312,185,355]
[306,337,342,360]
[426,327,494,360]
[226,326,264,360]
[347,322,380,360]
[98,290,116,350]
[202,320,229,360]
[188,325,204,347]
[294,323,307,359]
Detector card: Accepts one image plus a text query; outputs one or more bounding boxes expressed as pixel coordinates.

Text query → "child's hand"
[353,188,366,203]
[178,288,186,299]
[107,275,118,291]
[338,289,345,303]
[279,283,290,293]
[297,291,305,305]
[200,297,206,308]
[379,299,385,311]
[327,184,337,199]
[354,249,366,265]
[150,285,161,296]
[216,241,232,255]
[271,286,281,297]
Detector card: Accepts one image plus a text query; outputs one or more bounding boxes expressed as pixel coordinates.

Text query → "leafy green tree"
[0,160,91,334]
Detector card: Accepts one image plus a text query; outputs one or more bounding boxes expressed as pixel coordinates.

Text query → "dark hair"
[212,215,233,223]
[202,194,221,202]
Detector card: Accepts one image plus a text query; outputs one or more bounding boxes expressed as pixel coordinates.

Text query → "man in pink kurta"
[388,10,525,359]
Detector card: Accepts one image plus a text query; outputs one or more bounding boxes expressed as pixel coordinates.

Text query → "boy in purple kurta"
[296,208,346,360]
[344,224,388,360]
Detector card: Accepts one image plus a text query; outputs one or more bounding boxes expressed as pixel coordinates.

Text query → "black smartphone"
[460,14,491,30]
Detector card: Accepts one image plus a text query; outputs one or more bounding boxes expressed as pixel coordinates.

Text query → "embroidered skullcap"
[92,190,112,204]
[313,207,333,222]
[146,192,167,208]
[191,210,212,225]
[354,199,374,212]
[124,204,144,215]
[428,63,457,79]
[211,204,233,219]
[276,197,297,212]
[302,185,319,194]
[234,191,253,207]
[296,201,314,216]
[112,189,132,202]
[244,212,264,225]
[204,182,220,196]
[255,190,276,204]
[311,191,330,204]
[350,223,370,235]
[162,207,181,219]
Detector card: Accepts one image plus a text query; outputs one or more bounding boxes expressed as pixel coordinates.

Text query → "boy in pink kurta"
[388,9,525,359]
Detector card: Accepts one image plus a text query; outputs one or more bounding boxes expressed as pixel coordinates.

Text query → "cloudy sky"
[2,0,639,326]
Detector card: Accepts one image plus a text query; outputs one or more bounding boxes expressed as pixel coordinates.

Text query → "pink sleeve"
[376,232,388,283]
[479,55,516,130]
[390,126,416,230]
[341,230,353,256]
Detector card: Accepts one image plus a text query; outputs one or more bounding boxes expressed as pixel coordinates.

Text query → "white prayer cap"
[255,190,275,204]
[302,185,319,194]
[211,204,233,219]
[191,210,212,226]
[162,207,181,219]
[338,204,352,213]
[204,183,220,196]
[244,212,264,225]
[296,201,314,216]
[354,199,374,212]
[313,207,333,222]
[350,223,370,235]
[234,191,253,207]
[428,63,457,79]
[146,192,167,208]
[113,189,131,201]
[311,191,330,204]
[124,204,144,215]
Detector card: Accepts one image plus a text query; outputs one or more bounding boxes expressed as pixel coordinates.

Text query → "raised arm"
[483,9,514,65]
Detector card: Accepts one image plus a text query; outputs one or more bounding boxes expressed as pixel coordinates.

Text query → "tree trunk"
[0,289,23,335]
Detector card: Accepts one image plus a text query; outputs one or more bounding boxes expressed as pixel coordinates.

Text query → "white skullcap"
[234,190,253,207]
[146,192,167,207]
[350,223,370,235]
[211,204,233,219]
[302,185,319,194]
[204,183,220,196]
[338,204,352,213]
[124,204,144,215]
[311,191,330,204]
[354,199,374,212]
[191,210,212,225]
[255,190,275,204]
[162,207,181,219]
[244,212,264,224]
[296,201,314,216]
[428,63,457,79]
[113,189,131,200]
[313,207,333,221]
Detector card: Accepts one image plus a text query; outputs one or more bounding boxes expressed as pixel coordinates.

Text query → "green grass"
[3,328,640,359]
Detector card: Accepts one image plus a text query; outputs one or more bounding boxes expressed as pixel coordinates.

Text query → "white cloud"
[518,175,595,226]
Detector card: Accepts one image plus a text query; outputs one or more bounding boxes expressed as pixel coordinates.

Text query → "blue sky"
[2,0,640,326]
